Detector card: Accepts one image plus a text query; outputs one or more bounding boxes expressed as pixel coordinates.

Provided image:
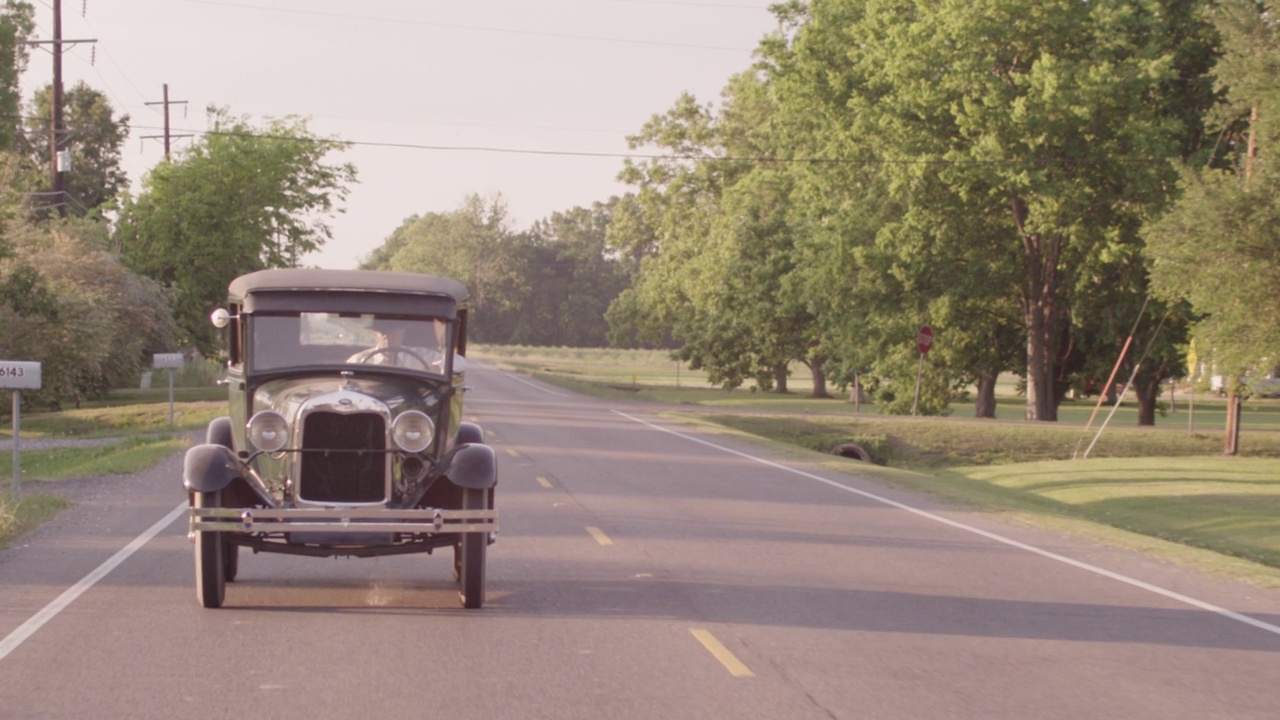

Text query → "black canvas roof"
[228,269,469,317]
[228,269,469,303]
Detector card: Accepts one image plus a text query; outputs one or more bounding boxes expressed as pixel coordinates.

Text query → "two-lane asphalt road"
[2,361,1278,719]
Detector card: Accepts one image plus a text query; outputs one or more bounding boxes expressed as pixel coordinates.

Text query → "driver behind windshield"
[347,319,438,370]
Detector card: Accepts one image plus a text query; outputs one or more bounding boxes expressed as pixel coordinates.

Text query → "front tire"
[224,539,240,583]
[458,488,487,609]
[193,491,226,608]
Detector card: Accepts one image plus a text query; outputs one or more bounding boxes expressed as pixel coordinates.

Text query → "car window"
[250,313,446,371]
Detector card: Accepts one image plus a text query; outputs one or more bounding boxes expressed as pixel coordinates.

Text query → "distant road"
[1,361,1278,719]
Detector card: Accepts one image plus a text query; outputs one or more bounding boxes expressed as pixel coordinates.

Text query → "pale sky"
[24,0,780,269]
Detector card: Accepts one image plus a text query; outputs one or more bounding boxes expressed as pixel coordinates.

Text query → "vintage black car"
[184,269,498,609]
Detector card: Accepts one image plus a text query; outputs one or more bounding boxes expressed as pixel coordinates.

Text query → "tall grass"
[0,493,71,549]
[2,399,226,439]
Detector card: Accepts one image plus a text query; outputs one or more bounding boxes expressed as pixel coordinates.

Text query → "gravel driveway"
[0,437,124,452]
[1,436,140,504]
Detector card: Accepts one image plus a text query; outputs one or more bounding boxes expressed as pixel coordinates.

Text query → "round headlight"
[391,411,435,453]
[247,410,290,452]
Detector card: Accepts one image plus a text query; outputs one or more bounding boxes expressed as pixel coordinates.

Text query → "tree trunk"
[772,363,788,394]
[809,358,831,399]
[974,372,998,418]
[1015,204,1062,422]
[1224,389,1241,456]
[1025,304,1059,421]
[1135,379,1159,426]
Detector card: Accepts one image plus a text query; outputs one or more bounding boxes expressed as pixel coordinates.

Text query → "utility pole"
[25,0,95,217]
[51,0,65,216]
[143,84,191,158]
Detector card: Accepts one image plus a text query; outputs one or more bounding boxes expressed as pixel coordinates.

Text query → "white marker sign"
[0,361,41,390]
[153,353,185,369]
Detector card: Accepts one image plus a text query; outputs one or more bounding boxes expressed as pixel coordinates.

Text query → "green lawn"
[954,457,1280,567]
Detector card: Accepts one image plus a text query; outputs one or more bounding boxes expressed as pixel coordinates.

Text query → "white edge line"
[0,502,189,663]
[612,409,1280,638]
[499,370,567,396]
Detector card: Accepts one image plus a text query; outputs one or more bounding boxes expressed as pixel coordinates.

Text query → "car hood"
[251,374,444,421]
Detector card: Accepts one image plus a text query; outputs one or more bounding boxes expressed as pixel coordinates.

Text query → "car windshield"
[250,313,448,373]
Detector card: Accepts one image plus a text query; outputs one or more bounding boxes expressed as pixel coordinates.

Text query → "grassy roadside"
[0,494,70,547]
[475,345,1280,587]
[1,392,226,439]
[0,393,227,549]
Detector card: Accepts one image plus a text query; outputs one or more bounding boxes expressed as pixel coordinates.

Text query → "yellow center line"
[690,629,755,678]
[504,448,520,458]
[536,476,553,489]
[585,526,614,546]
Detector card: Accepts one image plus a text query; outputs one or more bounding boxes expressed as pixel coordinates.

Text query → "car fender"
[439,443,497,490]
[456,421,484,445]
[183,443,243,494]
[206,416,234,448]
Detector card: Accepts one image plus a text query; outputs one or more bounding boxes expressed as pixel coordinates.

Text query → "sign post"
[912,326,933,416]
[2,361,42,496]
[153,353,185,426]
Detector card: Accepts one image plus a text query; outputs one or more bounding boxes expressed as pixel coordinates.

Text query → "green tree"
[366,196,628,347]
[23,81,130,217]
[116,107,356,353]
[0,1,34,152]
[1145,0,1280,453]
[0,155,53,317]
[766,0,1204,420]
[520,200,630,347]
[761,0,1026,416]
[609,70,836,396]
[2,219,177,408]
[363,194,527,343]
[607,94,740,380]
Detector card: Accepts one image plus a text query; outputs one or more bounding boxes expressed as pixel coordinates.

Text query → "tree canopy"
[0,1,34,153]
[115,107,356,353]
[362,194,629,347]
[1143,0,1280,450]
[1147,0,1280,376]
[1,215,176,408]
[23,81,130,217]
[741,0,1214,419]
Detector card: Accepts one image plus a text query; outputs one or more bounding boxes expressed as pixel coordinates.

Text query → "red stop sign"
[917,326,934,354]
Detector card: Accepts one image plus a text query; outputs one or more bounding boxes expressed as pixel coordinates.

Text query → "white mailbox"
[3,360,41,494]
[0,361,41,390]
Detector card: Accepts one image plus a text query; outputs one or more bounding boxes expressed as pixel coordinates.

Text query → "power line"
[123,123,1176,167]
[75,4,158,112]
[175,0,753,52]
[612,0,769,9]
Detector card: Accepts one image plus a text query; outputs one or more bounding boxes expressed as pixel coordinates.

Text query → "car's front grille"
[298,411,387,504]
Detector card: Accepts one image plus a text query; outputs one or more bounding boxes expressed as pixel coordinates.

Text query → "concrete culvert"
[830,443,870,462]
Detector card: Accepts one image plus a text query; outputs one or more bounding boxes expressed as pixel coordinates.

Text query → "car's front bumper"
[189,506,498,536]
